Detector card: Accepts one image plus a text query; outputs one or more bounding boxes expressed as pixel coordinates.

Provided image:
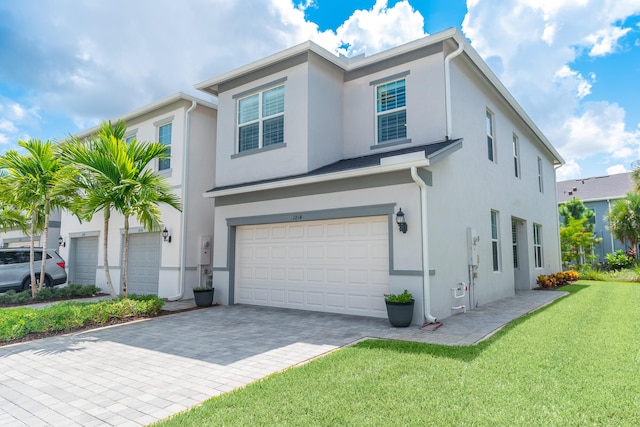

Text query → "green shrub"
[0,284,101,306]
[0,296,165,343]
[605,250,635,271]
[384,289,414,303]
[578,266,607,281]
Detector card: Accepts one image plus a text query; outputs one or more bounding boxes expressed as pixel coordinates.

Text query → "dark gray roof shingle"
[557,172,634,203]
[208,139,461,193]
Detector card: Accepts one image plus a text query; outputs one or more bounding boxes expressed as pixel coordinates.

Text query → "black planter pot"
[193,288,214,307]
[385,300,414,327]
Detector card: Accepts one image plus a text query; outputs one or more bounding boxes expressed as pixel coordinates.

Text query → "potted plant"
[192,284,214,307]
[384,289,414,327]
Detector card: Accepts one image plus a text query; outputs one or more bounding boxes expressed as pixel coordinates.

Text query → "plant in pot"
[384,289,414,327]
[192,284,214,307]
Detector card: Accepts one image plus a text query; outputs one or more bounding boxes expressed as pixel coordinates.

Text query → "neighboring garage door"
[236,216,389,318]
[127,233,161,295]
[71,236,99,285]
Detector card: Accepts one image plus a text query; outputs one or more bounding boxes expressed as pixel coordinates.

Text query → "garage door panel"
[71,236,99,285]
[236,216,390,318]
[127,233,160,295]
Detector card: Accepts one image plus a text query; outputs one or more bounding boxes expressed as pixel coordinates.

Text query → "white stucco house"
[58,93,217,299]
[196,28,563,324]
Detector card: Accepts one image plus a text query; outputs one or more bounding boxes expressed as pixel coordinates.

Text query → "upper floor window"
[158,123,172,171]
[486,109,495,162]
[513,133,520,178]
[238,85,284,152]
[537,157,544,193]
[376,79,406,143]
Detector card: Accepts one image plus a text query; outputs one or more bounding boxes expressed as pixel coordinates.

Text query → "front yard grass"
[156,281,640,426]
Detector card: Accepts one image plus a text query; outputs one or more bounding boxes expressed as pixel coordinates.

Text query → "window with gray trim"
[486,109,495,162]
[376,79,406,143]
[513,133,520,178]
[238,85,284,152]
[491,210,501,271]
[533,223,543,268]
[537,157,544,193]
[158,123,172,170]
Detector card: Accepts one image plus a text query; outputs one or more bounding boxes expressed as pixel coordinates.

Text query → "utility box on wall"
[199,235,211,265]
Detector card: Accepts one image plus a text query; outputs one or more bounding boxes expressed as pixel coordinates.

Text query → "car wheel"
[21,278,32,291]
[44,276,53,288]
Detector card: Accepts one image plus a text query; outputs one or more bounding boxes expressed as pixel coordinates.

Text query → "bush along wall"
[536,271,580,289]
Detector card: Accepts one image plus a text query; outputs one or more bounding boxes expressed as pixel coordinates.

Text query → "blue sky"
[0,0,639,181]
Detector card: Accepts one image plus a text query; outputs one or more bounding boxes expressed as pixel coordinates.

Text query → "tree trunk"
[29,210,37,297]
[102,208,116,297]
[121,214,129,298]
[38,201,50,291]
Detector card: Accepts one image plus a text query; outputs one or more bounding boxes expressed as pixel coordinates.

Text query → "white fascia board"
[71,92,217,140]
[203,158,430,199]
[195,41,349,95]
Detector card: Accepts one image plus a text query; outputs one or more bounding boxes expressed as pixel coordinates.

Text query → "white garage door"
[71,236,99,285]
[236,216,389,318]
[127,233,161,295]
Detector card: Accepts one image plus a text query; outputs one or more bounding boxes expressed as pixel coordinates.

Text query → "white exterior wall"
[432,52,561,308]
[307,54,344,170]
[59,99,217,299]
[214,63,310,187]
[343,51,447,158]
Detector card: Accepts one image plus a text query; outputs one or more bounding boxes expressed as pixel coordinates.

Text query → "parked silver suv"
[0,248,68,292]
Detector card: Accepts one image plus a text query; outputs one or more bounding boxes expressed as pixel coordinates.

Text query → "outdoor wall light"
[396,208,407,234]
[58,236,65,247]
[162,226,172,243]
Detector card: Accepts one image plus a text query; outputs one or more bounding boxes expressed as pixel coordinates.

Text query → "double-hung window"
[486,109,495,162]
[376,79,406,143]
[533,223,543,268]
[537,157,544,193]
[513,133,520,178]
[158,123,172,171]
[491,210,501,272]
[238,85,284,152]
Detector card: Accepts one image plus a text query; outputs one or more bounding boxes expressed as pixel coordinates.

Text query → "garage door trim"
[225,204,401,306]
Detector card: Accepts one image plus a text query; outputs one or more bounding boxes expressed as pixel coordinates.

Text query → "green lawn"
[155,281,640,426]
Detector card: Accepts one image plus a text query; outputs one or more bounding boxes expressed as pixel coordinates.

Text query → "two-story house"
[196,28,563,324]
[58,92,217,299]
[557,172,634,262]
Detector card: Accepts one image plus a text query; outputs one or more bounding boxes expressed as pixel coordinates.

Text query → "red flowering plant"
[536,270,580,289]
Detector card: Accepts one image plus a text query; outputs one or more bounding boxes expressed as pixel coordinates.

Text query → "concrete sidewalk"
[0,290,566,426]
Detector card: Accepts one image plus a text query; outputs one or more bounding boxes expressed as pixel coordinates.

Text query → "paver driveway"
[0,290,565,426]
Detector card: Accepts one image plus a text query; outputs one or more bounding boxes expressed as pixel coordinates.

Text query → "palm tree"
[606,192,640,254]
[0,139,72,296]
[62,120,181,297]
[0,174,28,232]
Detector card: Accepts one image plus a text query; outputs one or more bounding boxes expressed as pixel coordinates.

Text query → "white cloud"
[558,101,640,160]
[586,26,632,56]
[556,159,581,181]
[463,0,640,179]
[0,0,427,146]
[332,0,426,56]
[0,98,39,144]
[606,164,628,175]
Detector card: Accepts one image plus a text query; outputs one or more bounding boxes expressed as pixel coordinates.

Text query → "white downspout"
[168,100,198,301]
[411,166,437,324]
[444,42,464,139]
